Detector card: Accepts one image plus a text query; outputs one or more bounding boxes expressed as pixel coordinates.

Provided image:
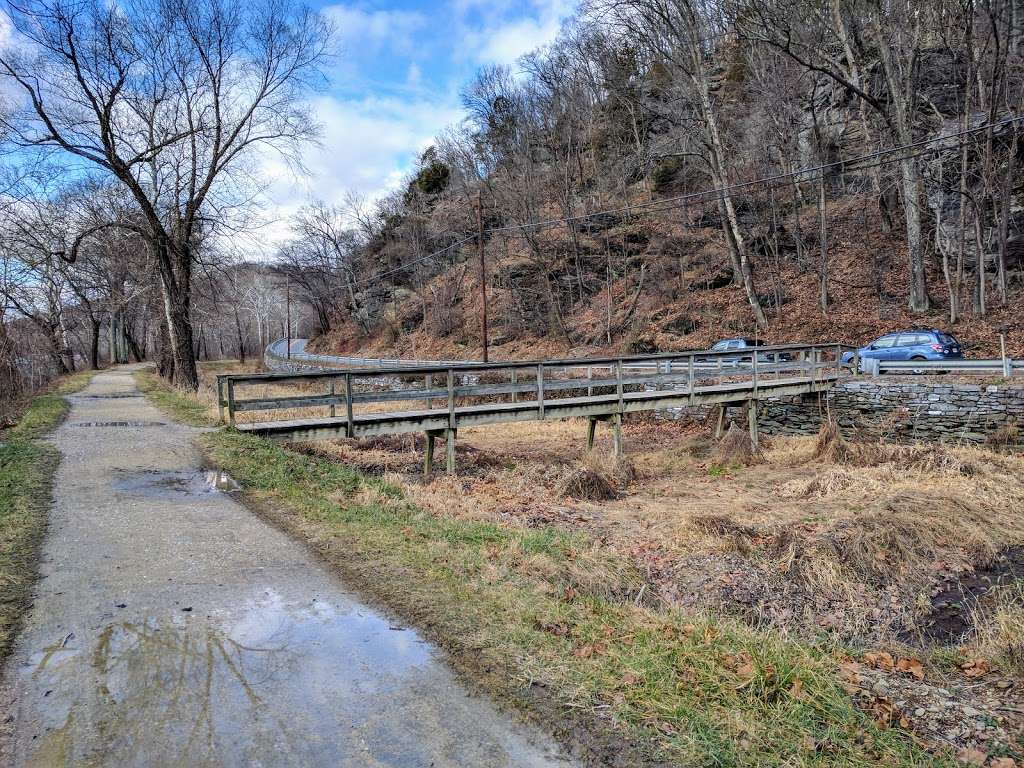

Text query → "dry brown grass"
[711,422,763,467]
[988,419,1021,446]
[968,582,1024,676]
[556,453,637,500]
[194,367,1024,648]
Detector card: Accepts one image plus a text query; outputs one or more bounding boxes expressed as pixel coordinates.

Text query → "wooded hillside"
[286,0,1024,360]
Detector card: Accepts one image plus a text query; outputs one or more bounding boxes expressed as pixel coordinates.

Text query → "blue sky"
[259,0,578,243]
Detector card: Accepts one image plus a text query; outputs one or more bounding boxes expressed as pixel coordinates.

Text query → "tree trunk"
[155,238,199,390]
[696,73,767,328]
[818,176,829,311]
[234,307,247,364]
[156,315,175,381]
[90,318,101,370]
[871,20,929,312]
[996,127,1017,304]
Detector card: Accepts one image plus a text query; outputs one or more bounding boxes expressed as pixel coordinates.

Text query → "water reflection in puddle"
[71,421,166,428]
[22,591,440,767]
[112,469,241,497]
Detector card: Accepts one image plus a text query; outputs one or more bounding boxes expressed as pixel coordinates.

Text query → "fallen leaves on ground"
[961,659,992,679]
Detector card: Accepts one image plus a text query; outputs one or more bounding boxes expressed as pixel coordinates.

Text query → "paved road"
[1,367,575,768]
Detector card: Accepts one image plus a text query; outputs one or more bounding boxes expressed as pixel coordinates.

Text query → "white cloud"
[323,5,428,58]
[248,92,462,254]
[243,0,582,257]
[455,0,577,65]
[478,15,561,64]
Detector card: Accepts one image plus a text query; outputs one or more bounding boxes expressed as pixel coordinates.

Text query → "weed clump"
[557,453,636,500]
[711,423,762,468]
[969,582,1024,675]
[811,420,855,463]
[988,419,1020,447]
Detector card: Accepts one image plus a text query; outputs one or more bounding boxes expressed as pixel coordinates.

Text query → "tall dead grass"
[557,453,637,500]
[969,582,1024,675]
[711,423,763,467]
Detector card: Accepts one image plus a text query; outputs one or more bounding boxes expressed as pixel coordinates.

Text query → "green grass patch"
[133,368,218,427]
[0,370,93,660]
[198,428,952,767]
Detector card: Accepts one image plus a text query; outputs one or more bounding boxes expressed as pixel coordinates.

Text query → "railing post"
[217,376,225,424]
[616,358,624,414]
[752,351,759,396]
[852,349,860,377]
[227,379,236,427]
[447,369,456,428]
[329,379,336,418]
[426,374,433,410]
[537,364,545,419]
[586,365,593,397]
[688,354,695,404]
[344,373,354,438]
[717,356,723,385]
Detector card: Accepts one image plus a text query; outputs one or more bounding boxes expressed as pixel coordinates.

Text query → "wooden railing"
[218,343,858,429]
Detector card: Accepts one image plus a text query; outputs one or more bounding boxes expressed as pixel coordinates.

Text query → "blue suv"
[842,329,964,365]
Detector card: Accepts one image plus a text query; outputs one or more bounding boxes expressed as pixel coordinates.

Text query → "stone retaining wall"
[753,378,1024,443]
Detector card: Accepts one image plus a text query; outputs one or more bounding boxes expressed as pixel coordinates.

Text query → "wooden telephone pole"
[477,190,489,362]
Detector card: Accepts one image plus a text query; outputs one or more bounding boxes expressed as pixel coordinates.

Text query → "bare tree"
[593,0,769,328]
[0,0,330,389]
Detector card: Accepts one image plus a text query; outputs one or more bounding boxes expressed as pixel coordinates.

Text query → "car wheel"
[910,355,928,375]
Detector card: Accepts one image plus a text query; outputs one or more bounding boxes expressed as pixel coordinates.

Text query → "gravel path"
[1,367,576,767]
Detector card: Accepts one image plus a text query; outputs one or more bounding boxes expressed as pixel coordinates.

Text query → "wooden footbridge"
[218,343,856,473]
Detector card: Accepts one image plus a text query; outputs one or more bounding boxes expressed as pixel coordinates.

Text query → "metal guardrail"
[265,339,465,369]
[867,358,1023,377]
[262,338,851,375]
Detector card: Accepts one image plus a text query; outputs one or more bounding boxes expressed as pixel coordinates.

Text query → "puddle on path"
[75,394,145,400]
[15,591,513,768]
[71,421,166,428]
[112,469,241,497]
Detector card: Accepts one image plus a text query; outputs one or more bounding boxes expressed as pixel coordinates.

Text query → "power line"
[347,234,476,287]
[343,113,1023,288]
[485,113,1024,236]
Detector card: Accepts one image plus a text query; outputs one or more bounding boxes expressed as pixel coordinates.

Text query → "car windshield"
[711,341,731,351]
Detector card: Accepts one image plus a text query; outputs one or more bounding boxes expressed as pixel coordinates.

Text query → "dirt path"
[1,367,576,768]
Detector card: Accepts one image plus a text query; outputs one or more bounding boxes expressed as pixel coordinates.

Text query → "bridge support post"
[586,418,597,451]
[713,404,726,439]
[217,376,225,424]
[424,431,436,475]
[612,413,623,458]
[445,428,457,473]
[746,399,759,451]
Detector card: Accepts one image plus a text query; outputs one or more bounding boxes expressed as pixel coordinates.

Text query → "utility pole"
[477,190,489,363]
[285,277,292,359]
